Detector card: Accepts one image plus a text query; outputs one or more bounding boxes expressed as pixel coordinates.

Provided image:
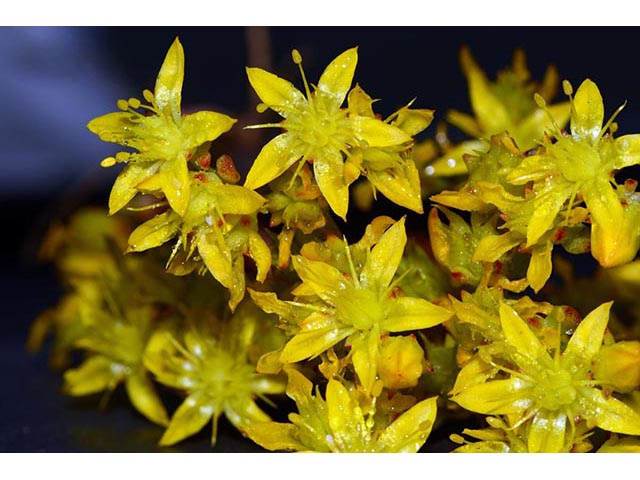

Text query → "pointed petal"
[360,217,406,291]
[499,301,547,363]
[154,37,184,122]
[449,356,497,396]
[515,102,571,151]
[291,254,348,304]
[244,133,303,190]
[153,158,190,216]
[580,387,640,435]
[614,134,640,170]
[472,231,521,263]
[564,301,612,360]
[352,116,411,147]
[159,391,214,446]
[347,83,375,117]
[242,422,305,451]
[527,241,553,293]
[87,111,138,145]
[198,229,234,288]
[467,68,511,134]
[451,377,533,415]
[314,152,349,220]
[351,332,379,393]
[571,79,604,143]
[280,326,353,363]
[127,211,180,252]
[248,231,272,283]
[181,111,236,148]
[367,163,423,213]
[527,184,572,246]
[378,397,438,452]
[125,369,169,426]
[246,67,306,115]
[527,410,567,453]
[108,162,161,214]
[382,297,452,332]
[317,47,358,107]
[446,109,483,137]
[62,356,116,396]
[211,185,265,215]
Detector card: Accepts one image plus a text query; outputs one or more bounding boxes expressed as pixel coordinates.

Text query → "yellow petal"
[564,301,612,360]
[527,241,553,293]
[446,109,483,137]
[499,301,547,363]
[378,396,438,452]
[108,162,161,215]
[347,83,375,117]
[181,111,236,148]
[158,158,191,217]
[211,184,266,215]
[242,422,304,451]
[360,217,406,291]
[317,47,358,107]
[472,231,521,263]
[527,410,566,453]
[291,255,348,304]
[198,229,234,288]
[391,105,434,137]
[280,327,353,363]
[595,341,640,393]
[125,368,169,426]
[449,356,497,396]
[127,211,180,252]
[580,387,640,435]
[467,67,511,135]
[367,163,423,213]
[351,332,379,394]
[244,133,303,190]
[383,297,452,332]
[527,185,572,246]
[87,111,138,145]
[427,140,487,177]
[314,152,349,220]
[614,134,640,170]
[154,37,184,122]
[352,116,412,147]
[159,391,214,446]
[571,79,604,143]
[248,231,272,282]
[430,190,489,212]
[326,378,369,450]
[515,102,571,151]
[246,66,306,115]
[63,356,117,396]
[450,377,533,415]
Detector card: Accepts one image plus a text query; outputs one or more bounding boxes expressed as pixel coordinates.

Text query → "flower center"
[285,99,352,155]
[535,368,577,411]
[550,136,601,183]
[335,286,385,331]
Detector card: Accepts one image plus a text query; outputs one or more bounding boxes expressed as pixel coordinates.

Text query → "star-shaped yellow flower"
[244,48,411,220]
[88,37,236,216]
[451,301,640,452]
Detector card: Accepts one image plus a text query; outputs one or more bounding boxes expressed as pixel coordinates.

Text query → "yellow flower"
[243,369,438,452]
[244,48,411,220]
[143,307,285,447]
[451,301,640,452]
[250,217,452,393]
[126,172,269,311]
[87,38,236,216]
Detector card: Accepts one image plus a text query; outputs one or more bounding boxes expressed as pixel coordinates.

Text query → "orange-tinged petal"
[571,79,604,143]
[317,47,358,108]
[154,37,184,122]
[244,133,303,190]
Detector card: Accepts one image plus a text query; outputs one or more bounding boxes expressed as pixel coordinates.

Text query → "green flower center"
[550,136,601,183]
[335,286,385,331]
[535,368,577,411]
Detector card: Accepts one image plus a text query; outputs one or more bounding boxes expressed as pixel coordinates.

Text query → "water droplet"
[425,165,435,176]
[447,158,457,168]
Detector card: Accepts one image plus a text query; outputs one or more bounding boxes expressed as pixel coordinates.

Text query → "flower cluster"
[30,37,640,453]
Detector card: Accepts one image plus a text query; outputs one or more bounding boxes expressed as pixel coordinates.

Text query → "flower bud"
[377,335,425,390]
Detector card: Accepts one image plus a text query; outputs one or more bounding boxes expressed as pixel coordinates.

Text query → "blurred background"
[3,26,640,451]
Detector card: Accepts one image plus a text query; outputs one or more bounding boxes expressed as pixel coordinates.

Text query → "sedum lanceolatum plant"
[31,37,640,453]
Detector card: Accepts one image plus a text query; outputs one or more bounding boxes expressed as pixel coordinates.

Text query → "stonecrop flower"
[126,171,270,311]
[250,217,452,393]
[450,301,640,452]
[243,368,438,452]
[143,308,285,447]
[507,79,640,267]
[244,47,412,220]
[87,37,236,216]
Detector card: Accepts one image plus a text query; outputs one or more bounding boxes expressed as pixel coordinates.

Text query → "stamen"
[343,237,361,289]
[599,101,627,141]
[292,49,314,107]
[534,93,562,136]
